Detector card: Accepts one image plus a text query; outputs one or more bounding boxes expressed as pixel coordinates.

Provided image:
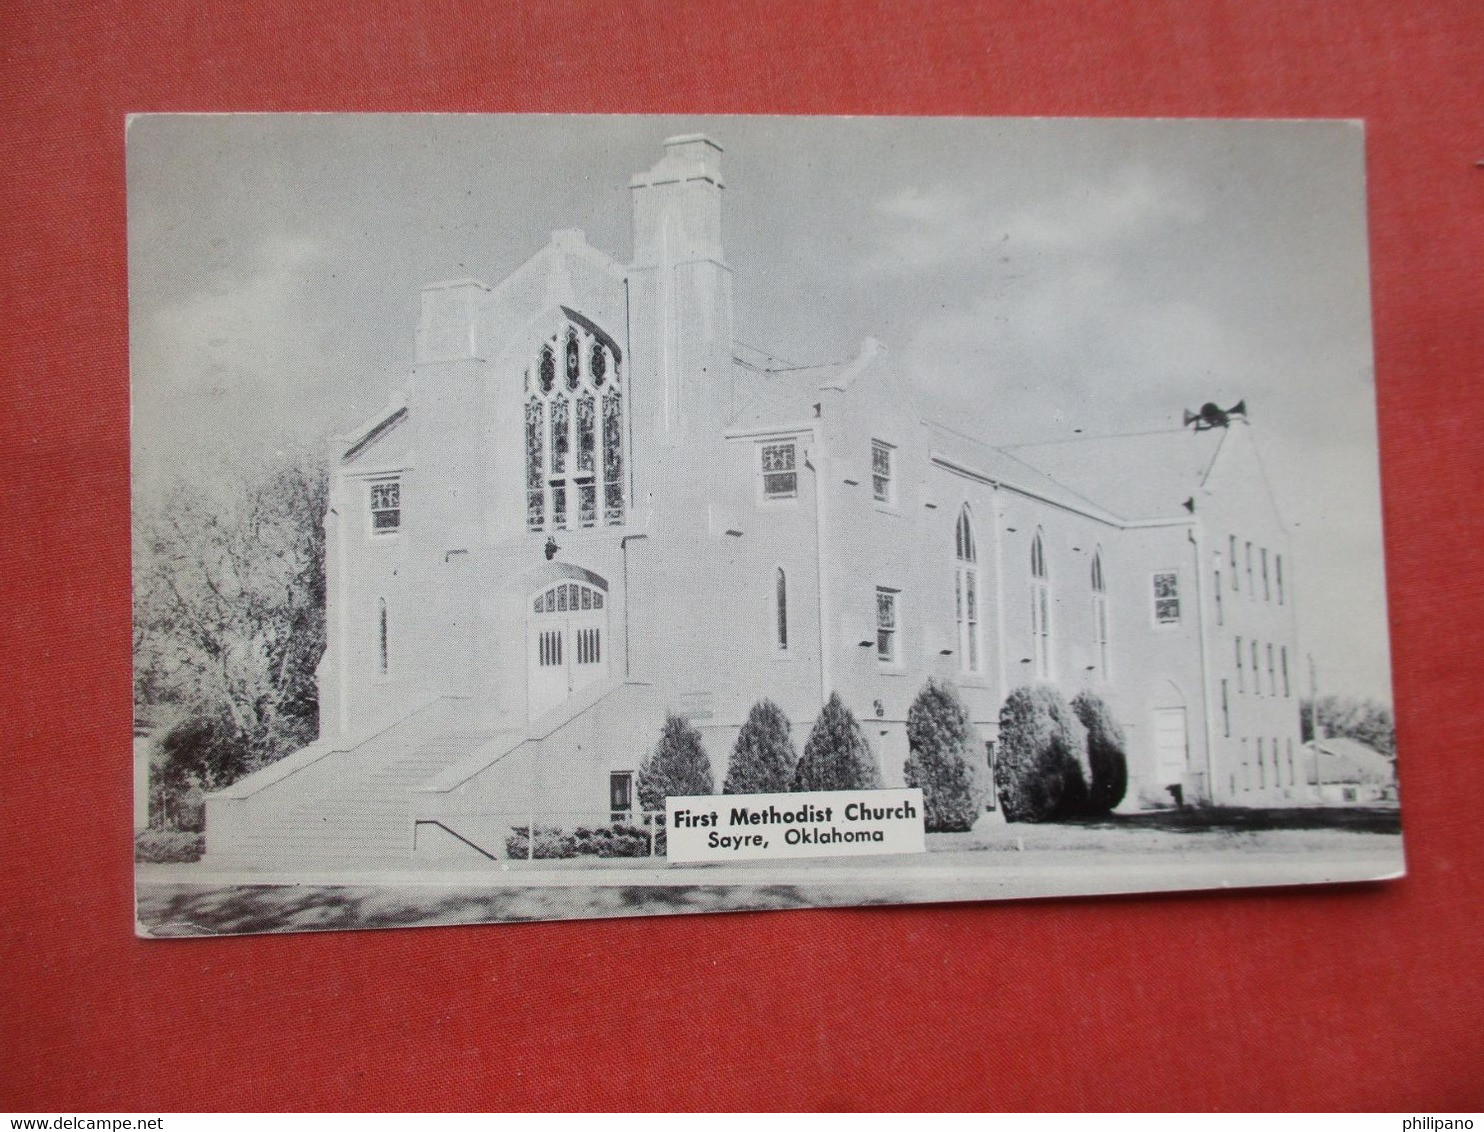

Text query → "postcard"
[130,115,1401,935]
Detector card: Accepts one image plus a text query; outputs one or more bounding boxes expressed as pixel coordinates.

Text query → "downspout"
[806,435,829,705]
[1189,525,1218,803]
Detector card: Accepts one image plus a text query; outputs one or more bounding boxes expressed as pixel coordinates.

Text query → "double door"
[527,580,608,720]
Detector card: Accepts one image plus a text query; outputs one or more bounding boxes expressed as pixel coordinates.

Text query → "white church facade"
[206,135,1304,867]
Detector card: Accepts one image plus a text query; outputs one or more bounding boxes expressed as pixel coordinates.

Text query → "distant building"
[206,135,1304,867]
[1306,736,1397,806]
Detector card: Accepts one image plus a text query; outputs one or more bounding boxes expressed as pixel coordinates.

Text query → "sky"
[127,114,1393,702]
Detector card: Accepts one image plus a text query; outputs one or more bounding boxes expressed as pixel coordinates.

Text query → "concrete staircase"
[205,699,514,870]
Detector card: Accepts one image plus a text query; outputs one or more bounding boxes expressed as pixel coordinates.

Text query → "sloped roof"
[725,361,842,434]
[1004,428,1227,521]
[923,420,1125,520]
[1305,736,1396,785]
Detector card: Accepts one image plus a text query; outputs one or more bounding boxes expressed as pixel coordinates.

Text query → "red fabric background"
[2,0,1481,1112]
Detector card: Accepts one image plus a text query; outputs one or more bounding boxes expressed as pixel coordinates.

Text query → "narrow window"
[760,441,798,500]
[956,507,980,673]
[1214,562,1223,626]
[1241,737,1250,791]
[1276,554,1285,605]
[1251,639,1261,695]
[378,598,388,675]
[1287,738,1295,786]
[775,567,788,651]
[1258,738,1266,788]
[370,478,401,534]
[1273,735,1281,786]
[1230,535,1238,590]
[1245,541,1254,595]
[1030,532,1050,679]
[1152,571,1181,625]
[1267,643,1276,695]
[1221,679,1230,737]
[1281,646,1290,698]
[1091,549,1109,679]
[876,587,899,665]
[1261,548,1270,601]
[1235,636,1244,692]
[525,398,545,530]
[871,440,894,504]
[609,771,634,823]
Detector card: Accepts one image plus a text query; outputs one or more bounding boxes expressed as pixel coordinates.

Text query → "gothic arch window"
[526,316,625,531]
[1091,548,1109,679]
[1030,530,1051,679]
[954,506,980,673]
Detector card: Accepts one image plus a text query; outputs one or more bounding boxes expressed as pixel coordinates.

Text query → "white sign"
[665,789,927,863]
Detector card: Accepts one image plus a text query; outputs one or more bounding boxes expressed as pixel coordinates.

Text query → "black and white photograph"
[129,114,1402,936]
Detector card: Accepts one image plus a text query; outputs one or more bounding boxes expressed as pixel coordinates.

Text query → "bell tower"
[627,134,736,459]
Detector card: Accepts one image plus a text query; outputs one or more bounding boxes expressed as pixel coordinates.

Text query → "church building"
[206,135,1304,867]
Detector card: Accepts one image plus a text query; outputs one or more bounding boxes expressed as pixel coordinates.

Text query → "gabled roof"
[1004,427,1227,521]
[1305,736,1396,785]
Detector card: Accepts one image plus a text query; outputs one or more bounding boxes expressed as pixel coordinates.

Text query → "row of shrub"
[631,680,1129,832]
[996,686,1128,822]
[504,823,665,859]
[133,827,205,864]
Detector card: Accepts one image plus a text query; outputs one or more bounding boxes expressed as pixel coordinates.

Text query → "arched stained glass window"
[526,316,626,532]
[955,507,979,673]
[956,506,976,563]
[1030,530,1051,679]
[1092,548,1109,679]
[538,346,555,394]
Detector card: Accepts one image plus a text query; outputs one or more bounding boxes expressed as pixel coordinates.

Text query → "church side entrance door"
[1153,707,1190,790]
[527,579,609,721]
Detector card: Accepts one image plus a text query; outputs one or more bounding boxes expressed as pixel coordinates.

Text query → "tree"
[995,685,1090,822]
[904,679,988,832]
[1070,690,1128,815]
[724,699,797,795]
[1301,696,1396,761]
[638,714,715,812]
[793,693,883,792]
[133,452,328,794]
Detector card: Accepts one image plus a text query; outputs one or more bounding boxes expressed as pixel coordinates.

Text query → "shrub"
[724,699,797,795]
[133,828,204,864]
[637,714,715,812]
[504,825,576,859]
[1071,690,1128,815]
[904,679,988,831]
[793,693,883,792]
[504,824,665,859]
[995,685,1090,822]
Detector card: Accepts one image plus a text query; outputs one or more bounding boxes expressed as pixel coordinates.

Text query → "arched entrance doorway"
[527,576,609,720]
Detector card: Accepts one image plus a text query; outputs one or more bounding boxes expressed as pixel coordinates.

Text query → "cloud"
[866,164,1205,276]
[132,235,367,491]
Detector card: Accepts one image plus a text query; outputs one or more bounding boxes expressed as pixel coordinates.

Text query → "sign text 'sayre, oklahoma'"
[665,789,927,863]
